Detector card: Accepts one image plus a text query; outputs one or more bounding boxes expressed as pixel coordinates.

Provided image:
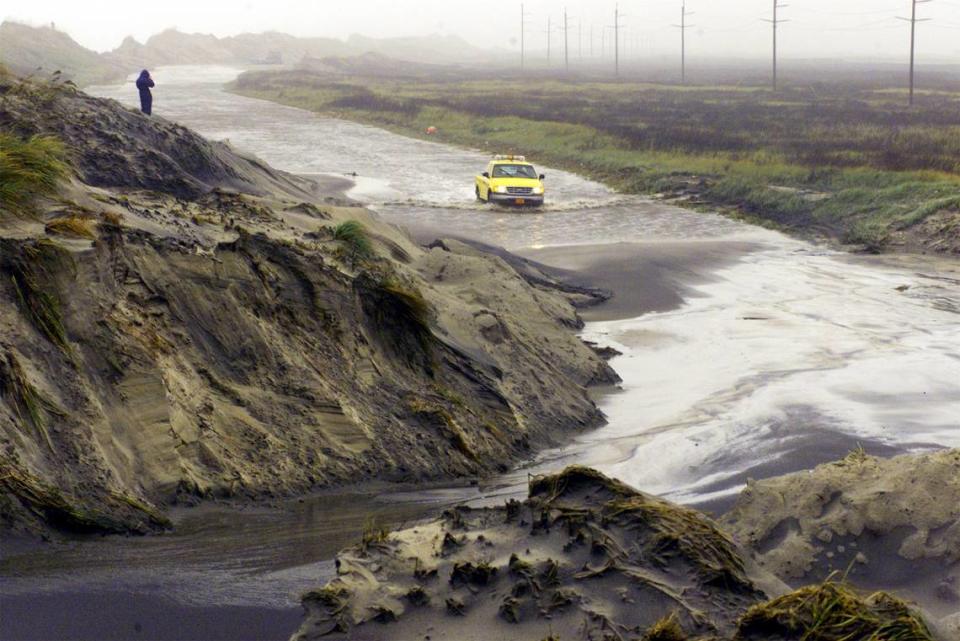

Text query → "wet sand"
[0,592,300,641]
[521,240,768,321]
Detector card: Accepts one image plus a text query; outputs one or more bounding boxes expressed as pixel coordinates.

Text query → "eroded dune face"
[723,449,960,620]
[0,75,615,535]
[292,466,941,641]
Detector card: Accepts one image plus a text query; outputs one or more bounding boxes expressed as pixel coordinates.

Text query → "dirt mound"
[292,466,775,641]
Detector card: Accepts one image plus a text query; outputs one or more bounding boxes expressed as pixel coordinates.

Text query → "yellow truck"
[475,155,546,207]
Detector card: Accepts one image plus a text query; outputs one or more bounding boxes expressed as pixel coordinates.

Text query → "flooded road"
[2,65,958,640]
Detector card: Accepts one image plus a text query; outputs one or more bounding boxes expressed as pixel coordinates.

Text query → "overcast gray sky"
[4,0,960,61]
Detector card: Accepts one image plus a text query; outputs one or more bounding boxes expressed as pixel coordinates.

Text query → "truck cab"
[475,155,545,207]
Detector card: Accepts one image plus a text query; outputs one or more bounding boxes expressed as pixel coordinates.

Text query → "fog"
[3,0,959,61]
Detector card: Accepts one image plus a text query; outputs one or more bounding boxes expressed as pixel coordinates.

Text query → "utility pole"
[615,5,621,76]
[762,1,789,91]
[672,2,695,85]
[898,0,932,106]
[590,23,594,58]
[521,3,525,70]
[579,19,583,60]
[547,15,553,65]
[564,8,570,72]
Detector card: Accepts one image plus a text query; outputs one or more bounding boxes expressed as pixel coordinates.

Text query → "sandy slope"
[0,75,615,536]
[723,449,960,620]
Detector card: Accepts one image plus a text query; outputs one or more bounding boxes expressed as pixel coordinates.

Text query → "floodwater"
[2,65,958,641]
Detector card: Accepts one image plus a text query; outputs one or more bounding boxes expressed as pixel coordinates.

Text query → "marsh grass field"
[233,66,960,253]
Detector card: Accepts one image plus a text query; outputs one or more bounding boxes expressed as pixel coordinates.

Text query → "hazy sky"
[4,0,960,61]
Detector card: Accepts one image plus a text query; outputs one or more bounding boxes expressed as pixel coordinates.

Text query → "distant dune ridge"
[0,21,498,86]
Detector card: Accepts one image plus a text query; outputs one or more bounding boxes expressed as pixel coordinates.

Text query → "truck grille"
[507,187,534,195]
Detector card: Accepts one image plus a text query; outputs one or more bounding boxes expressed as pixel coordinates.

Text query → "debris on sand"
[293,466,945,641]
[292,466,776,641]
[736,580,934,641]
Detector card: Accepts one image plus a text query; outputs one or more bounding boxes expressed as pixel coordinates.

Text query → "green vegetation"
[0,131,70,218]
[233,71,960,252]
[332,219,373,263]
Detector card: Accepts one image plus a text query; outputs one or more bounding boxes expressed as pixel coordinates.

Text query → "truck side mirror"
[482,172,490,178]
[539,174,546,180]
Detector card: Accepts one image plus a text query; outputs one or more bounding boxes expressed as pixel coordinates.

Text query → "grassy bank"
[231,69,960,253]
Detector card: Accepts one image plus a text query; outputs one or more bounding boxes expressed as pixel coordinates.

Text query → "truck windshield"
[492,164,538,179]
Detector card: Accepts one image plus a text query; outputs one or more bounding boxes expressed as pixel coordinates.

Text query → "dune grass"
[2,239,72,350]
[643,613,687,641]
[0,351,54,449]
[360,516,391,551]
[332,219,373,262]
[0,132,70,218]
[735,579,933,641]
[44,214,95,239]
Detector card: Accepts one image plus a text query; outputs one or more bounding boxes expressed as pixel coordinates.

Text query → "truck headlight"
[533,187,544,194]
[495,186,508,194]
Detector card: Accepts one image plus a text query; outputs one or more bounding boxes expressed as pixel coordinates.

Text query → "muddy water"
[2,66,958,640]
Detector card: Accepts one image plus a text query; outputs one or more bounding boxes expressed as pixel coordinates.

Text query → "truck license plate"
[516,198,525,205]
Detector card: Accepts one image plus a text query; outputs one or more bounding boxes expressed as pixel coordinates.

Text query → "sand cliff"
[0,73,615,536]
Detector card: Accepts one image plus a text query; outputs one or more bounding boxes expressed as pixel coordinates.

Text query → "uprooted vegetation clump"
[0,238,74,351]
[735,579,934,641]
[0,351,58,449]
[0,459,171,534]
[0,131,70,217]
[44,214,96,239]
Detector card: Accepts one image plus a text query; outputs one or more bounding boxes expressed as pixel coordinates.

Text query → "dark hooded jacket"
[136,70,155,115]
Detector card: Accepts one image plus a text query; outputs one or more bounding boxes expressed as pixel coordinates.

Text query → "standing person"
[136,70,155,115]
